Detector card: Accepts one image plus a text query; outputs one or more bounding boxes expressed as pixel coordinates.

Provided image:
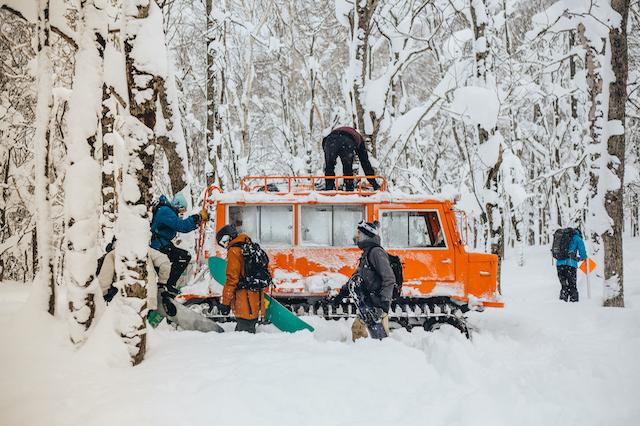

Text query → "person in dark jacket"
[555,228,588,302]
[332,220,395,340]
[322,126,380,191]
[150,194,208,293]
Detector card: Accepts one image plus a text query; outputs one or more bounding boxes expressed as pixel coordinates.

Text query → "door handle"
[440,259,452,264]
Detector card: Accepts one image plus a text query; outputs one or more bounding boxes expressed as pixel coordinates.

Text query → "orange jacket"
[221,234,264,320]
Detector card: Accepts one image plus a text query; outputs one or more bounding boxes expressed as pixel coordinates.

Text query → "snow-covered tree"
[533,0,629,306]
[64,0,104,344]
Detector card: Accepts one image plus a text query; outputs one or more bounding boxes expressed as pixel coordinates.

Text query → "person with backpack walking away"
[150,194,208,295]
[322,126,380,191]
[330,220,400,341]
[551,227,588,302]
[216,224,271,333]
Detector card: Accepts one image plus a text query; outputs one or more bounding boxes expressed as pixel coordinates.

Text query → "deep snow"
[1,240,639,426]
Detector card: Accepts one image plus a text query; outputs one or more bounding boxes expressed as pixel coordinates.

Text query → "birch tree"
[113,0,180,365]
[101,0,127,249]
[64,0,104,344]
[205,0,226,186]
[601,0,629,306]
[33,0,56,314]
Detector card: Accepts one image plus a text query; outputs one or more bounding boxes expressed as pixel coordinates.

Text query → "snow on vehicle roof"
[207,189,453,204]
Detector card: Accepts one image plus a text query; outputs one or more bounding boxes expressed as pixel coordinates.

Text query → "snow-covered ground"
[1,240,639,426]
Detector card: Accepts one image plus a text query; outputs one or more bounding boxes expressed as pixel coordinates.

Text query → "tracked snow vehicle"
[184,175,502,334]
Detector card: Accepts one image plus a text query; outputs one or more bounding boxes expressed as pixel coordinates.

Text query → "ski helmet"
[216,224,238,248]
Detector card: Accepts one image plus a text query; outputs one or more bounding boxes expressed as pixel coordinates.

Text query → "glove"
[381,302,390,314]
[218,303,231,315]
[104,286,118,303]
[200,209,210,222]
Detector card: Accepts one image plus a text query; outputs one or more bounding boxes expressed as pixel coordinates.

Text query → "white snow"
[208,189,453,205]
[442,28,474,60]
[128,1,169,78]
[1,239,640,425]
[477,131,503,169]
[450,86,500,130]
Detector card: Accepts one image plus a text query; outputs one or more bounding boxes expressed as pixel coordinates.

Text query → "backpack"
[238,241,273,292]
[366,247,404,299]
[551,228,576,260]
[150,200,168,241]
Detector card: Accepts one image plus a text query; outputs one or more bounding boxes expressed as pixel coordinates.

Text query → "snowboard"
[347,274,387,340]
[148,291,224,332]
[208,256,314,333]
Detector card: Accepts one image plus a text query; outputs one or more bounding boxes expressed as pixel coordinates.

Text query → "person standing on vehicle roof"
[150,194,209,295]
[216,224,266,333]
[332,220,396,341]
[552,227,587,302]
[322,126,380,191]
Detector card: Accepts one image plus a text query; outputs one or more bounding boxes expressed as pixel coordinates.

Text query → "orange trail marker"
[579,258,596,274]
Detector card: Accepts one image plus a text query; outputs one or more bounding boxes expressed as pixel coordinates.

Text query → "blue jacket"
[556,232,587,268]
[150,195,200,250]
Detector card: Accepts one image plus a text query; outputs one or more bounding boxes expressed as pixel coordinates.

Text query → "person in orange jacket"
[216,224,264,333]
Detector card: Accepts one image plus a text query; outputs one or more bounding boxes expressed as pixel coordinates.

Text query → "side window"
[300,206,332,246]
[300,205,365,246]
[380,211,408,247]
[333,205,365,246]
[228,205,293,246]
[229,205,258,239]
[381,210,446,248]
[260,205,293,245]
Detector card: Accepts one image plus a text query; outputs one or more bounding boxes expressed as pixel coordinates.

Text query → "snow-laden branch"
[1,4,78,50]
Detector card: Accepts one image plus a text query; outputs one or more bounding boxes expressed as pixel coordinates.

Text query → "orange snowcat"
[183,175,503,334]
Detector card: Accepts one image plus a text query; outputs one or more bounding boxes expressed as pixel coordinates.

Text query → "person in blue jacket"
[150,194,208,293]
[556,228,588,302]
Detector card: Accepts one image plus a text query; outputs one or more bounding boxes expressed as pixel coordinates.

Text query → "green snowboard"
[208,256,314,333]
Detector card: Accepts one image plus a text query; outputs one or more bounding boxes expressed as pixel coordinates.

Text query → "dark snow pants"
[557,265,578,302]
[235,318,257,333]
[322,133,356,191]
[158,242,191,288]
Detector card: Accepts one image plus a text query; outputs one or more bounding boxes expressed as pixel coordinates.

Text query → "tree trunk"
[206,0,225,186]
[470,0,504,290]
[65,0,105,344]
[602,0,629,307]
[115,0,172,365]
[156,75,189,194]
[101,15,126,250]
[34,0,55,315]
[569,31,578,120]
[349,0,379,155]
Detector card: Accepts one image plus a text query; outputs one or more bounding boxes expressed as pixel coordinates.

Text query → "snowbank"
[1,239,640,426]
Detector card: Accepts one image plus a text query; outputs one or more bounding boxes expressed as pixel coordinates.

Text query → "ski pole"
[586,256,591,299]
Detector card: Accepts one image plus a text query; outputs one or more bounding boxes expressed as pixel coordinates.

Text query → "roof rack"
[239,175,387,194]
